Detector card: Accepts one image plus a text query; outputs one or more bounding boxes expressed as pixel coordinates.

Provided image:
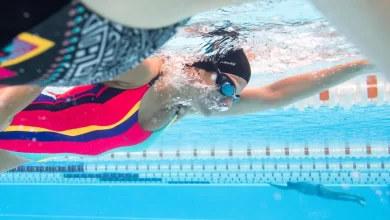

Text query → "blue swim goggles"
[213,63,240,103]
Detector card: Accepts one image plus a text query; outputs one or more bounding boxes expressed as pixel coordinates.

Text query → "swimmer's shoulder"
[104,57,163,89]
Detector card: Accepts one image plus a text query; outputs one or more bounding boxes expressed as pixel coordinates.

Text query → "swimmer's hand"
[358,199,366,207]
[356,195,366,207]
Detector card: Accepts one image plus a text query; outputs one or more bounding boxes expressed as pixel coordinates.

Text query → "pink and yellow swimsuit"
[0,82,176,161]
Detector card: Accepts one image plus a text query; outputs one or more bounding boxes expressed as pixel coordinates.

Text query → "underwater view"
[0,0,389,220]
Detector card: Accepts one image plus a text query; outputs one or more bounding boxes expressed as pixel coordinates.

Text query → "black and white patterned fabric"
[1,0,189,86]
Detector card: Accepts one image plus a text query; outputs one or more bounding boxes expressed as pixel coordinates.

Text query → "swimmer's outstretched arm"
[81,0,259,29]
[215,59,377,116]
[0,85,43,131]
[310,0,390,80]
[268,183,292,190]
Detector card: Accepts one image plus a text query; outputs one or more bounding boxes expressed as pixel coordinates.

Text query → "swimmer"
[310,0,390,80]
[0,0,259,123]
[0,48,376,172]
[269,181,366,206]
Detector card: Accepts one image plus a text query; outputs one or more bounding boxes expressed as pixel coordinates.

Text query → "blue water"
[1,0,390,219]
[0,185,388,220]
[157,105,390,150]
[1,106,389,220]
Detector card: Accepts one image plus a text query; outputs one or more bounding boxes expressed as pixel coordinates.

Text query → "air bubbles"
[38,116,47,121]
[162,0,360,78]
[303,4,310,10]
[23,12,30,18]
[178,107,186,115]
[351,171,360,179]
[271,16,281,22]
[340,184,349,190]
[273,192,282,200]
[210,73,217,81]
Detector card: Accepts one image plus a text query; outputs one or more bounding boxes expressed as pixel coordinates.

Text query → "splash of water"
[159,0,360,77]
[151,57,228,114]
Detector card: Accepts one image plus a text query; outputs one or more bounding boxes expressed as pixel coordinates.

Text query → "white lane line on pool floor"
[0,214,227,220]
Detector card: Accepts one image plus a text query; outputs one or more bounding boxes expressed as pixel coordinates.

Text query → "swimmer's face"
[186,67,247,116]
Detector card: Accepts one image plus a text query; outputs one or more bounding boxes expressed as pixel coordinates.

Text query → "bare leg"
[322,195,366,206]
[0,149,30,173]
[319,186,366,206]
[81,0,258,29]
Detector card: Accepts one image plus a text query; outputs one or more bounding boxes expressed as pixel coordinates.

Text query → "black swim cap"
[191,48,251,83]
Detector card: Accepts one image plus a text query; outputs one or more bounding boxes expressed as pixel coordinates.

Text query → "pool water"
[0,185,388,220]
[0,0,389,219]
